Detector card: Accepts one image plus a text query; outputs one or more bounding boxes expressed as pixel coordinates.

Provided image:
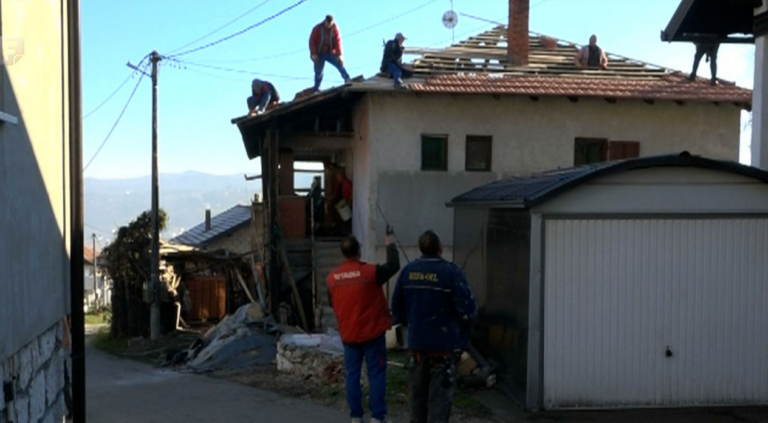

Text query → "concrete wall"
[363,92,741,261]
[0,0,72,361]
[207,225,252,255]
[0,322,68,423]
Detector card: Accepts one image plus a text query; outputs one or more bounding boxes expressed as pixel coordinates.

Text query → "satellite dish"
[442,10,458,29]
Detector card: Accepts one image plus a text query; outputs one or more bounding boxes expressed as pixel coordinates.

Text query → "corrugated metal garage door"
[543,218,768,409]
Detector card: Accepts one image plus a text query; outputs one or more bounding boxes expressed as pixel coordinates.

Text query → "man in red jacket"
[327,234,400,423]
[309,14,351,92]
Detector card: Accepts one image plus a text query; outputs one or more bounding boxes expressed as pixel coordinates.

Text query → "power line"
[83,67,147,172]
[167,0,272,55]
[83,55,148,120]
[169,0,308,58]
[186,0,442,65]
[166,57,315,81]
[345,0,441,38]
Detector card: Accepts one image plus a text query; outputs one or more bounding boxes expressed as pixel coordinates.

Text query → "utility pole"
[149,51,162,340]
[126,52,162,340]
[92,233,98,309]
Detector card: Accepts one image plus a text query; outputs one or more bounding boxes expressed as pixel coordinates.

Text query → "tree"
[102,209,168,338]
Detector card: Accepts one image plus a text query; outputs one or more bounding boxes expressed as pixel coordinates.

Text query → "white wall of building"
[359,93,741,265]
[0,0,72,361]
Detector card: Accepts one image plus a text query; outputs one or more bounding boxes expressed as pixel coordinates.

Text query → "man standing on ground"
[381,32,413,88]
[247,78,279,116]
[327,234,401,423]
[392,230,476,423]
[310,14,351,92]
[575,34,608,70]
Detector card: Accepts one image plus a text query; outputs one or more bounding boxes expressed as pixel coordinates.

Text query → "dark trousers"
[691,43,719,81]
[343,335,388,420]
[408,352,458,423]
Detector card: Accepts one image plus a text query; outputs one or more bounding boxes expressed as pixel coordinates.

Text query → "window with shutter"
[465,135,492,171]
[574,138,608,165]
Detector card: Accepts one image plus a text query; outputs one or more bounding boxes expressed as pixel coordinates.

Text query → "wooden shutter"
[608,141,640,161]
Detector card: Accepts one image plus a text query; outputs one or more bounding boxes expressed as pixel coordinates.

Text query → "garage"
[450,152,768,410]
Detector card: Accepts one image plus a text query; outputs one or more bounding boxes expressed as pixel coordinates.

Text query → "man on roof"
[381,32,413,88]
[575,34,608,70]
[247,78,279,116]
[310,14,351,92]
[688,38,720,86]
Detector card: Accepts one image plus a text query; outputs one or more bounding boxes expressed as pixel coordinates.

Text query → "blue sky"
[81,0,755,179]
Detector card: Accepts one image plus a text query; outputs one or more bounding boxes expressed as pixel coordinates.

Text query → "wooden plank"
[279,247,309,331]
[234,267,257,304]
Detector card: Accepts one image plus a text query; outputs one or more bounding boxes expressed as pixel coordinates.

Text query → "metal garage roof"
[448,152,768,208]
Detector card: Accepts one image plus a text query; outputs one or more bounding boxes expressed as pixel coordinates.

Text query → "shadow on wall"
[0,72,70,361]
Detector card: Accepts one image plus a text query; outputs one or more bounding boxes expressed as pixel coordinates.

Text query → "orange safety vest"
[327,259,391,344]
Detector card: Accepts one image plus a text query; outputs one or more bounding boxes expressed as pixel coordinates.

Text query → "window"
[465,136,492,171]
[574,138,640,165]
[421,134,448,171]
[574,138,607,165]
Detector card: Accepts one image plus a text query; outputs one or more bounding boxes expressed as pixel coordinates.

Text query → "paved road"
[86,342,347,423]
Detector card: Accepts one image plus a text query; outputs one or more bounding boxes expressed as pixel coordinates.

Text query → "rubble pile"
[276,331,346,383]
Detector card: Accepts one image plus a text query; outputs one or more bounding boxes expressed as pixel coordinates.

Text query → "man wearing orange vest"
[327,233,400,423]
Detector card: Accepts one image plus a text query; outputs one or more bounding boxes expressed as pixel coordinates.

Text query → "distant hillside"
[84,171,316,245]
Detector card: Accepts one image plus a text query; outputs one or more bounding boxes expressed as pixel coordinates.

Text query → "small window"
[574,138,607,165]
[465,136,492,171]
[421,134,448,171]
[608,141,640,161]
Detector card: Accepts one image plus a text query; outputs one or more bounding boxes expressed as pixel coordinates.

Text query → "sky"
[81,0,756,180]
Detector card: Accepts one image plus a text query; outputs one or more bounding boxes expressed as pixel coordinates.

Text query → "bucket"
[336,199,352,222]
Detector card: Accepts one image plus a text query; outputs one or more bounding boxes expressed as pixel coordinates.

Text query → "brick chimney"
[205,208,211,231]
[508,0,530,66]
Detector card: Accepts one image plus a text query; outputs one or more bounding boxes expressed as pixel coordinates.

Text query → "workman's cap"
[396,32,406,40]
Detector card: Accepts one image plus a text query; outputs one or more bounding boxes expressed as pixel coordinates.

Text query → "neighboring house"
[450,152,768,410]
[171,205,253,255]
[84,246,110,310]
[232,0,751,276]
[662,0,768,169]
[0,1,81,423]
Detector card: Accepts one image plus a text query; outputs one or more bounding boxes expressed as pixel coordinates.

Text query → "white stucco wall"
[0,0,72,361]
[360,92,741,264]
[207,225,252,255]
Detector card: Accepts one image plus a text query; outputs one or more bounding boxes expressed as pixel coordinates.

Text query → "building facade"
[0,1,80,422]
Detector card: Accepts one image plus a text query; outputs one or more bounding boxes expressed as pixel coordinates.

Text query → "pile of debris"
[164,303,278,372]
[276,330,345,383]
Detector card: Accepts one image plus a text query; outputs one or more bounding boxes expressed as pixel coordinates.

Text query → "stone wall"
[0,323,67,423]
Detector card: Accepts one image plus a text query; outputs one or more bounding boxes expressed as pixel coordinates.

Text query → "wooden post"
[266,127,281,316]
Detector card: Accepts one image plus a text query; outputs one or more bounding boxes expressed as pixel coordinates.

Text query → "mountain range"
[84,171,316,247]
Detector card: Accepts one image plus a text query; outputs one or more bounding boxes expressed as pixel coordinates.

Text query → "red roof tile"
[408,73,752,104]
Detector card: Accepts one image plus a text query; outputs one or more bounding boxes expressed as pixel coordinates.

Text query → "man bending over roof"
[575,35,608,70]
[247,79,279,116]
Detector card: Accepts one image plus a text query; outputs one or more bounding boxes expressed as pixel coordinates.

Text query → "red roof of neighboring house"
[408,73,752,103]
[84,246,100,265]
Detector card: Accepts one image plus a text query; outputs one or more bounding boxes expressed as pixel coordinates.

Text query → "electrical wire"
[186,0,442,65]
[165,57,316,81]
[166,0,272,55]
[83,66,147,172]
[83,55,149,120]
[169,0,308,58]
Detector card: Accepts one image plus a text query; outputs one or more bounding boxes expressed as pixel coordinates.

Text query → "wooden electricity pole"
[149,51,162,340]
